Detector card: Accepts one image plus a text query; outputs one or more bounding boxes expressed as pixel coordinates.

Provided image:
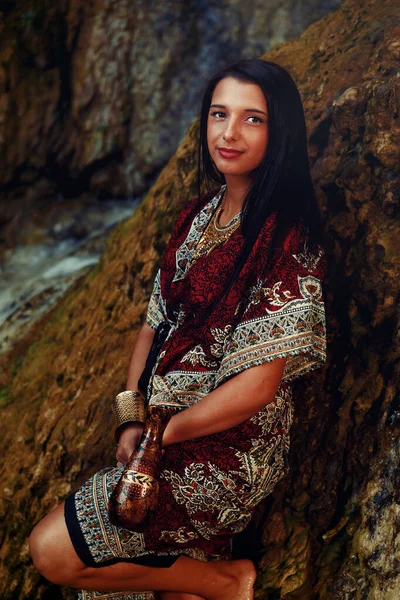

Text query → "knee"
[28,522,48,577]
[28,518,75,586]
[29,521,58,583]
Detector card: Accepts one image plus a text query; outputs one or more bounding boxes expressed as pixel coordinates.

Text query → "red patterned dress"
[65,185,326,600]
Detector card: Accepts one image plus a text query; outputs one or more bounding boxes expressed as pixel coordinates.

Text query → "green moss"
[84,261,102,283]
[26,342,39,360]
[47,303,67,327]
[104,219,133,256]
[46,286,81,328]
[19,8,37,30]
[315,521,355,592]
[95,124,108,133]
[0,385,10,407]
[11,356,23,377]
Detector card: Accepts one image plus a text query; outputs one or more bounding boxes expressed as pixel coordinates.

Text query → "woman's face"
[207,76,269,181]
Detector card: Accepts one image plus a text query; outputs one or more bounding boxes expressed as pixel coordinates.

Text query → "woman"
[29,58,326,600]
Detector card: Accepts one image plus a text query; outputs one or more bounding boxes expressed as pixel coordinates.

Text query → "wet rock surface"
[0,0,399,598]
[0,197,139,353]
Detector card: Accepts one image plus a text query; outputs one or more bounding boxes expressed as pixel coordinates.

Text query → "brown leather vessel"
[108,405,172,532]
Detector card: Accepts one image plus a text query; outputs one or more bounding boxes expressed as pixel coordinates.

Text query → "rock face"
[0,0,342,252]
[0,0,399,599]
[253,1,400,597]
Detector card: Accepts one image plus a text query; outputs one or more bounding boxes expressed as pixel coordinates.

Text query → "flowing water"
[0,198,140,353]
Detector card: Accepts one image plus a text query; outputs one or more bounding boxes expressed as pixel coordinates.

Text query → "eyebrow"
[210,103,267,116]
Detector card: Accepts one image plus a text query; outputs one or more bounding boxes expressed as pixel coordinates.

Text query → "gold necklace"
[190,194,241,266]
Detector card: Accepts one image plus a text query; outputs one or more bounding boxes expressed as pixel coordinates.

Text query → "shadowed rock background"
[0,0,342,252]
[0,0,399,598]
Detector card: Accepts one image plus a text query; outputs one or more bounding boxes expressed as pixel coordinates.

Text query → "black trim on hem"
[64,492,179,569]
[65,492,96,567]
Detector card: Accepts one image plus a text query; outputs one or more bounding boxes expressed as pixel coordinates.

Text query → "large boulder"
[0,0,399,598]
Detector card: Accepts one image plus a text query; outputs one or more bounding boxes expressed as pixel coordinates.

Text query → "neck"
[221,175,252,221]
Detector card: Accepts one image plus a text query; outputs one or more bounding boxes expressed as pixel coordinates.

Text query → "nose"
[223,116,239,142]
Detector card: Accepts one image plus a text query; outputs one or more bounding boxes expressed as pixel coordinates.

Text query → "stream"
[0,198,140,354]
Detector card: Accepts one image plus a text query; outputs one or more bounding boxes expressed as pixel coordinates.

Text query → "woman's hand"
[116,422,144,466]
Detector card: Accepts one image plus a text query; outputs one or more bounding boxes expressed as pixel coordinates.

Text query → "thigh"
[155,594,205,600]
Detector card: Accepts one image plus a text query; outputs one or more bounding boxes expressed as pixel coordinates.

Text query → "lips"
[218,148,244,159]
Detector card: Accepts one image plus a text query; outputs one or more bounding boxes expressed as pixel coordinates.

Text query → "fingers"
[116,449,165,467]
[116,433,142,465]
[116,441,137,465]
[116,447,130,465]
[115,425,145,466]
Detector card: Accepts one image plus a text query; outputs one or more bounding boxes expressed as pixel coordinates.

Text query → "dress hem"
[64,492,179,569]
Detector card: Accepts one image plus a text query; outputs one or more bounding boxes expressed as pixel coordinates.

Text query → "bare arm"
[116,322,156,464]
[125,321,156,390]
[162,356,287,447]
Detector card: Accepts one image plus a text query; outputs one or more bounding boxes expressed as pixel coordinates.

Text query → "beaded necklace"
[190,191,241,267]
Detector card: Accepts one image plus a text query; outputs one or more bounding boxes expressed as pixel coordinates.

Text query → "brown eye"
[210,111,225,118]
[247,116,263,123]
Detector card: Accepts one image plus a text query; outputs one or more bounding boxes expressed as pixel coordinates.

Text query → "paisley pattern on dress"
[181,344,219,368]
[67,186,327,600]
[172,186,226,282]
[146,269,167,330]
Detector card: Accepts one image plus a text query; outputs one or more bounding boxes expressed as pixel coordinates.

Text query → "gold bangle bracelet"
[112,391,146,441]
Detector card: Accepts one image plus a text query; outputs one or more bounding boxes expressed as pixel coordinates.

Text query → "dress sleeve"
[145,269,167,330]
[215,237,327,386]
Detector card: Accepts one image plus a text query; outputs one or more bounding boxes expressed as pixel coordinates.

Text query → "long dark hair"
[197,59,323,287]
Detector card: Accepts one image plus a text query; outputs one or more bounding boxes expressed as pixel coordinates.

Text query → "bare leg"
[155,594,205,600]
[29,502,256,600]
